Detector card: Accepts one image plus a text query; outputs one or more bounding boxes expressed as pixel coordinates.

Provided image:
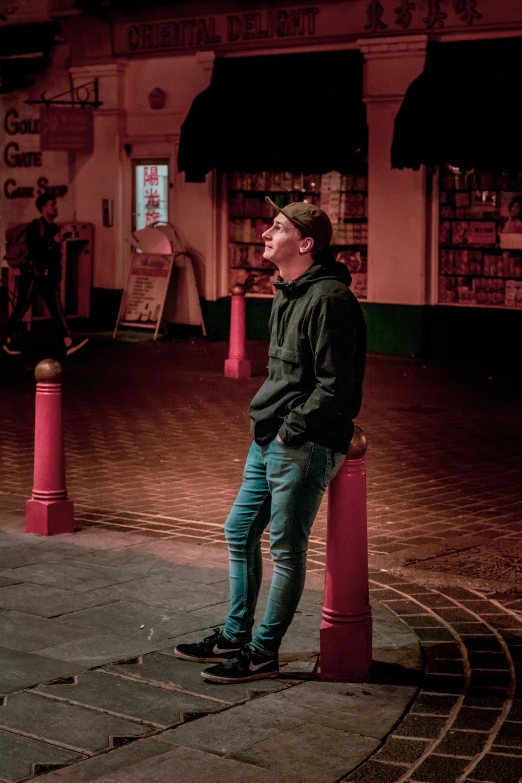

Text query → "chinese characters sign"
[115,0,493,55]
[135,163,169,230]
[364,0,482,33]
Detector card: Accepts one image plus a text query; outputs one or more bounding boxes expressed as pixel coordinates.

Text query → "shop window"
[134,160,169,231]
[438,166,522,309]
[226,169,368,300]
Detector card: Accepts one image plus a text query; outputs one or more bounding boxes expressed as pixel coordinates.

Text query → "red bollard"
[26,359,74,536]
[320,426,372,680]
[224,284,251,379]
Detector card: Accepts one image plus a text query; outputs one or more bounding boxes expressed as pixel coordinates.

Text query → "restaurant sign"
[39,107,94,155]
[114,0,491,56]
[114,7,319,54]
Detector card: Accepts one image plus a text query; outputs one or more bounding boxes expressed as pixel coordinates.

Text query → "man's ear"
[299,237,314,255]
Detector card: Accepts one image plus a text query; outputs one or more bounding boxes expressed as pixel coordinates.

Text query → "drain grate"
[33,763,70,775]
[110,736,140,749]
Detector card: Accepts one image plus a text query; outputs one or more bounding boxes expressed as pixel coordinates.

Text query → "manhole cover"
[407,541,522,583]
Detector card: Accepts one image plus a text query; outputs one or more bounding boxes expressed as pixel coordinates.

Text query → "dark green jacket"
[249,261,366,454]
[27,218,61,278]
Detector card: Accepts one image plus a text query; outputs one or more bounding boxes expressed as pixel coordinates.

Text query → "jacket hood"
[273,259,353,296]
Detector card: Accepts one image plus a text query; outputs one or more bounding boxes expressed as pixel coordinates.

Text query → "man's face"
[41,199,58,222]
[510,201,520,219]
[262,213,303,267]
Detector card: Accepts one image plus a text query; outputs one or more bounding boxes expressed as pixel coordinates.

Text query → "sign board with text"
[39,107,94,154]
[117,252,174,339]
[113,0,499,56]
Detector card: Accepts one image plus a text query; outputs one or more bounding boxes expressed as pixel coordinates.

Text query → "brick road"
[1,332,522,782]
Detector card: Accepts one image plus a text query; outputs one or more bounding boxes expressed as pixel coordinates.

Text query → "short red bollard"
[320,427,372,680]
[26,359,74,536]
[224,284,251,379]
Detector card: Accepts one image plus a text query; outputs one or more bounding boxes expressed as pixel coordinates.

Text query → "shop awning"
[179,50,366,182]
[392,38,522,172]
[0,22,62,94]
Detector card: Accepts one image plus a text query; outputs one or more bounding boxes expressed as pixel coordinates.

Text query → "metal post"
[26,359,74,536]
[224,284,251,379]
[320,426,372,680]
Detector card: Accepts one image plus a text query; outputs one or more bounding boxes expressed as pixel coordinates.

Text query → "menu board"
[118,253,173,330]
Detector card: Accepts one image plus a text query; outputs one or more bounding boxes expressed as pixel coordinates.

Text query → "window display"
[227,169,368,299]
[438,167,522,309]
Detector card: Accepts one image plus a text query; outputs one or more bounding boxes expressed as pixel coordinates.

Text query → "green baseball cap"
[265,197,333,251]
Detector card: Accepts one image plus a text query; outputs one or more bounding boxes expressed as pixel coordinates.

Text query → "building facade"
[2,0,522,356]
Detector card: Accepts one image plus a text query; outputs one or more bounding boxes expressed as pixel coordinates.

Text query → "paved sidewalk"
[1,333,522,781]
[0,515,420,783]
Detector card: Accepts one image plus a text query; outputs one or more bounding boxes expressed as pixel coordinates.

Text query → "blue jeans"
[223,438,345,656]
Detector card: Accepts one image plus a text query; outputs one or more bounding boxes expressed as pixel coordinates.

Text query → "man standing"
[2,194,89,356]
[175,197,366,683]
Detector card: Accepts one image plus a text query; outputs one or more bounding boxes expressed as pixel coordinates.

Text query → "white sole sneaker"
[2,343,21,356]
[173,648,230,663]
[65,338,89,356]
[201,670,279,683]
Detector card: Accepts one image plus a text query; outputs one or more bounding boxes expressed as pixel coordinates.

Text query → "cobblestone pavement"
[0,521,421,783]
[1,332,522,782]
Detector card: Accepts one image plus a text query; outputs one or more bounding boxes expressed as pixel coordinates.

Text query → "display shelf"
[227,169,368,299]
[230,240,266,245]
[231,240,368,248]
[439,245,498,250]
[229,189,368,195]
[440,273,522,280]
[440,244,522,252]
[441,216,504,221]
[439,302,522,311]
[230,216,368,222]
[438,165,522,310]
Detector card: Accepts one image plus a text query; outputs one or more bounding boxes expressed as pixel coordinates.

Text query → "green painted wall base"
[360,303,427,357]
[10,285,516,360]
[203,298,427,355]
[426,304,522,360]
[204,297,522,359]
[203,297,271,341]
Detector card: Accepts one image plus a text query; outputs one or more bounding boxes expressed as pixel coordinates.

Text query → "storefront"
[0,15,98,326]
[176,47,367,331]
[392,35,522,357]
[226,168,368,301]
[2,0,522,356]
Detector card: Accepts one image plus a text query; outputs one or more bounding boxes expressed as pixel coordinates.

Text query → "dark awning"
[392,38,522,172]
[179,50,366,182]
[0,22,62,94]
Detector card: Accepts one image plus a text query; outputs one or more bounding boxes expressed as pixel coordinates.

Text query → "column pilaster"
[68,62,128,290]
[357,36,429,305]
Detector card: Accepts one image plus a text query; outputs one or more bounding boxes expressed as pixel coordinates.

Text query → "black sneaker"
[2,338,21,356]
[173,628,243,663]
[201,644,279,683]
